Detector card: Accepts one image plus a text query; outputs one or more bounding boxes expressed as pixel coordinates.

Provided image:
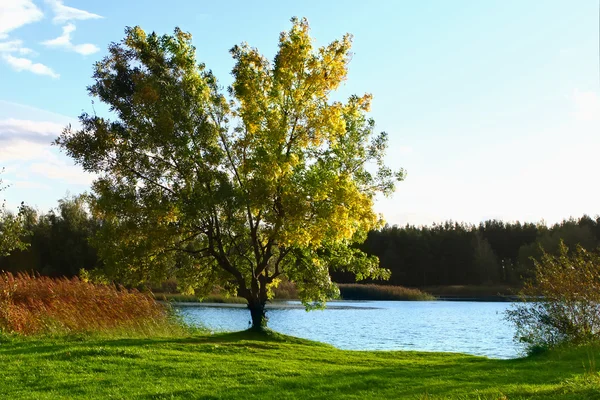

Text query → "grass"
[338,284,435,301]
[0,331,599,399]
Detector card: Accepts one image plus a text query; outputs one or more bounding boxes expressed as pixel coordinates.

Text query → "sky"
[0,0,599,227]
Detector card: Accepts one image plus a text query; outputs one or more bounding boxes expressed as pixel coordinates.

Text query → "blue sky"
[1,0,599,226]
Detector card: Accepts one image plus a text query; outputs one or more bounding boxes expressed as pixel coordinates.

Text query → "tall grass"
[0,272,186,336]
[338,284,435,301]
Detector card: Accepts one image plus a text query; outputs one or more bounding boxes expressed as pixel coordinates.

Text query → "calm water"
[178,300,524,359]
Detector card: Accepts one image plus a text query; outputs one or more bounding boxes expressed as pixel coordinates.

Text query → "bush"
[0,272,184,336]
[338,284,435,301]
[506,242,600,352]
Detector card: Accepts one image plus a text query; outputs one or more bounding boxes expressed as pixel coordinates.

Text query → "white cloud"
[0,139,53,162]
[0,104,93,211]
[0,140,94,186]
[0,0,44,38]
[30,160,95,185]
[45,0,102,24]
[0,39,33,55]
[0,118,65,144]
[42,23,99,55]
[71,42,98,55]
[2,54,59,78]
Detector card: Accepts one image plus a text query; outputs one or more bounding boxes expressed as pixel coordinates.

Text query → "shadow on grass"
[0,329,330,357]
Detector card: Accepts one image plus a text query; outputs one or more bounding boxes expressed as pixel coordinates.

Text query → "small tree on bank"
[56,18,403,330]
[506,242,600,352]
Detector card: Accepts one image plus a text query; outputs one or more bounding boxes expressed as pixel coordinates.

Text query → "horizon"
[1,0,599,227]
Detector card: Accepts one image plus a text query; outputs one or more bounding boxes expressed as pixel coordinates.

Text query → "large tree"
[57,18,403,330]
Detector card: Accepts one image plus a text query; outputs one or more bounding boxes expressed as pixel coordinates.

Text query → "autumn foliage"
[0,272,172,335]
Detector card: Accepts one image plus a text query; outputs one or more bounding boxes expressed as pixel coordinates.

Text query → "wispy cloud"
[0,39,33,55]
[30,160,95,185]
[0,0,44,38]
[0,140,53,163]
[2,54,59,78]
[0,140,95,186]
[42,23,98,55]
[0,103,94,188]
[45,0,102,24]
[0,118,65,144]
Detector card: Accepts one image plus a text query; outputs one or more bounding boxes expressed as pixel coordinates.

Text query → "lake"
[178,300,523,359]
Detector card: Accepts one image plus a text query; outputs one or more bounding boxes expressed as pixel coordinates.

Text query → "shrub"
[0,272,183,336]
[506,242,600,352]
[338,284,435,301]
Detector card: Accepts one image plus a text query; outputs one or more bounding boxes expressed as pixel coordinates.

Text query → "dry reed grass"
[0,272,178,336]
[338,283,435,301]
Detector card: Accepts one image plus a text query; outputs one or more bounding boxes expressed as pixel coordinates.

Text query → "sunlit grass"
[1,330,598,399]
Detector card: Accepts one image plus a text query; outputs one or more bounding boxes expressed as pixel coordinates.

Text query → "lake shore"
[155,284,522,304]
[168,300,382,309]
[1,331,598,399]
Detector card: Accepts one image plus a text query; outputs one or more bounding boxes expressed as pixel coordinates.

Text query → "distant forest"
[2,196,599,288]
[333,216,600,287]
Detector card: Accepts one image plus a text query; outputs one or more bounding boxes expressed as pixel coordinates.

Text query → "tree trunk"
[248,300,267,331]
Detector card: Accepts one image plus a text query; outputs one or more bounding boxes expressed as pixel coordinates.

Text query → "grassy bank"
[0,331,599,399]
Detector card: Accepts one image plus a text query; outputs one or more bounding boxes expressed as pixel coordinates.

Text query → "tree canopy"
[56,18,403,329]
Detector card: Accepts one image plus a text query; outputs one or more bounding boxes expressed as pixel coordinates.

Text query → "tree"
[0,169,28,257]
[471,232,499,284]
[56,18,404,330]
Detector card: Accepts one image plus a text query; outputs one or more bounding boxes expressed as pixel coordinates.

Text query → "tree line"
[334,216,600,287]
[0,196,100,278]
[2,194,598,289]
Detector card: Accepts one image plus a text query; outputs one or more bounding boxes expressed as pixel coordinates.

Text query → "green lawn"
[1,331,599,399]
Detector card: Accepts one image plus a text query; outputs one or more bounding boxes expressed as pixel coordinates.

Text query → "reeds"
[338,284,435,301]
[0,272,179,336]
